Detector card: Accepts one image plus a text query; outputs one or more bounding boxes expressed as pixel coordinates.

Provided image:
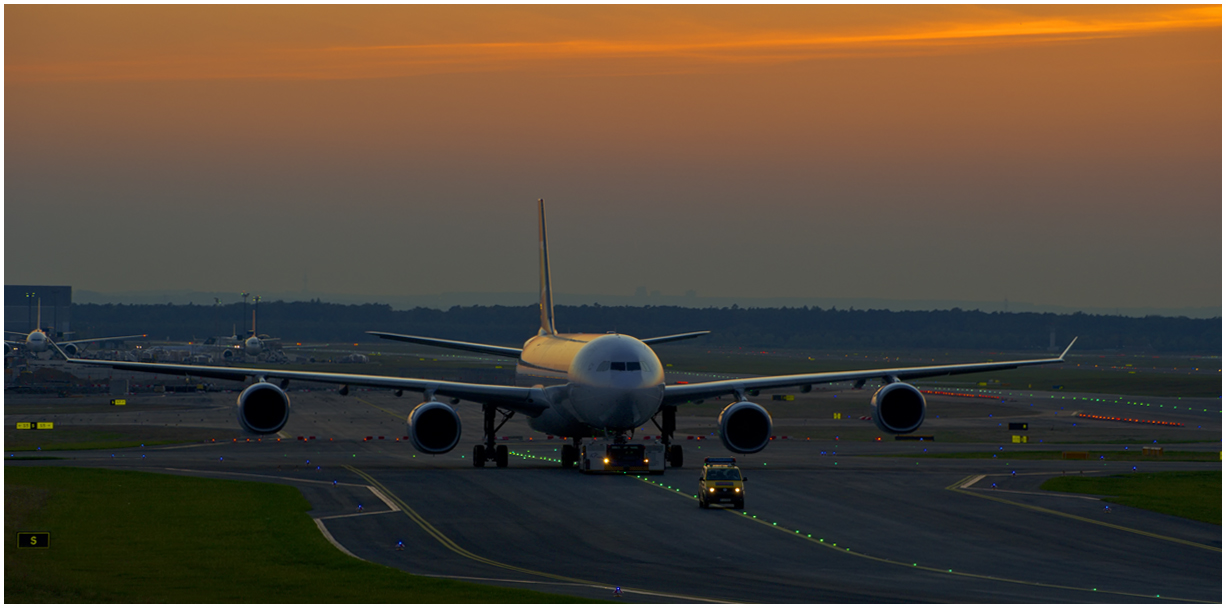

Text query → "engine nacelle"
[718,401,773,454]
[408,401,462,454]
[236,382,291,434]
[61,343,82,357]
[871,382,926,434]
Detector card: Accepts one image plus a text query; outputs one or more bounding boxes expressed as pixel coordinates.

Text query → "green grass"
[1041,471,1222,524]
[5,467,592,603]
[908,450,1220,462]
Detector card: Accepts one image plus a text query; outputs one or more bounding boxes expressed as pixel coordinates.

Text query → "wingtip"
[1059,337,1078,360]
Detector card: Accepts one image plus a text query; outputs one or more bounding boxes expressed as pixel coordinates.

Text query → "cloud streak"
[7,6,1219,83]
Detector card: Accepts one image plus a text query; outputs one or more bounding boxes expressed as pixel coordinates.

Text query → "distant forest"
[68,301,1220,353]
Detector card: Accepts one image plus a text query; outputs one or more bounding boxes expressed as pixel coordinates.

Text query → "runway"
[7,388,1222,602]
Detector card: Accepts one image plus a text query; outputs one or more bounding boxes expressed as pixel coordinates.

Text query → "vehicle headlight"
[603,457,609,464]
[735,488,741,493]
[709,487,715,493]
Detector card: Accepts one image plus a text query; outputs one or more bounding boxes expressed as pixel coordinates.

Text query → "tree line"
[67,301,1220,353]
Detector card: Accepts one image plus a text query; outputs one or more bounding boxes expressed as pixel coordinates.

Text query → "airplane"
[64,200,1076,470]
[218,309,281,362]
[200,308,290,363]
[6,299,146,358]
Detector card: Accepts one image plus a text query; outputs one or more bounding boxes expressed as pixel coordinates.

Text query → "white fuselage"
[25,330,49,352]
[244,336,264,356]
[516,333,665,436]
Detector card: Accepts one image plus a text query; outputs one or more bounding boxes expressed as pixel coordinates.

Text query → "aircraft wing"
[640,331,711,346]
[662,339,1076,405]
[61,334,147,346]
[63,357,548,416]
[366,331,523,358]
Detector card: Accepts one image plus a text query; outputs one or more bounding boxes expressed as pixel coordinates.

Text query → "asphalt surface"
[6,386,1222,603]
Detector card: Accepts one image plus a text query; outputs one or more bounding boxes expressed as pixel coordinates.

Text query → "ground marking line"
[147,442,228,451]
[366,485,402,512]
[355,397,405,421]
[948,474,1220,553]
[313,518,364,561]
[343,465,733,604]
[419,573,710,599]
[160,466,400,512]
[315,510,398,521]
[983,487,1102,500]
[161,467,365,487]
[959,474,984,489]
[625,472,1210,603]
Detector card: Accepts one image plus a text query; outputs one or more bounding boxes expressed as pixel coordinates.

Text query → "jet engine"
[236,382,291,434]
[61,343,83,357]
[871,382,926,434]
[408,401,462,454]
[718,401,773,454]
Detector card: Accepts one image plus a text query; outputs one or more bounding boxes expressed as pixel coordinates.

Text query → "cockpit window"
[601,361,646,372]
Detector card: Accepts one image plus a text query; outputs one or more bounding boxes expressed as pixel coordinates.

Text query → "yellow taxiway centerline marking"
[947,474,1220,553]
[344,465,733,603]
[624,471,1211,603]
[355,397,405,420]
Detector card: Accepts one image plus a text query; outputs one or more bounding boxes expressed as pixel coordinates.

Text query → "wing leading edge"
[366,331,523,358]
[662,338,1077,405]
[63,357,547,416]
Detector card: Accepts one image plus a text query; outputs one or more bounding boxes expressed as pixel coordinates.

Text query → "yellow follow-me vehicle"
[699,457,745,509]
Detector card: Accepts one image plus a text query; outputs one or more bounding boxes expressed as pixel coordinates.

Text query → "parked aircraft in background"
[65,200,1074,471]
[6,300,145,358]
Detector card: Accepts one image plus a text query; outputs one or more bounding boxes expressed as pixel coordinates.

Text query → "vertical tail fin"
[36,298,42,333]
[538,199,557,336]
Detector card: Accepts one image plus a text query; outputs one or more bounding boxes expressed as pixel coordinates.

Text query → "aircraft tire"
[495,444,509,468]
[473,445,486,467]
[561,444,577,468]
[669,445,683,468]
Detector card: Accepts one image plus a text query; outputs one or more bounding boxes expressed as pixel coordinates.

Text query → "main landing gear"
[650,405,684,469]
[473,404,513,468]
[561,439,579,469]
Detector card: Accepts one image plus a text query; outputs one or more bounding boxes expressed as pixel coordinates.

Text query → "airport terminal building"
[5,285,71,336]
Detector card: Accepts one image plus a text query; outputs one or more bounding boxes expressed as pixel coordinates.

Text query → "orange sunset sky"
[5,5,1221,314]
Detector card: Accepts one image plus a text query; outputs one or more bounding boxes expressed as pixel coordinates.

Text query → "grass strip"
[904,450,1219,462]
[5,466,591,603]
[1040,471,1222,525]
